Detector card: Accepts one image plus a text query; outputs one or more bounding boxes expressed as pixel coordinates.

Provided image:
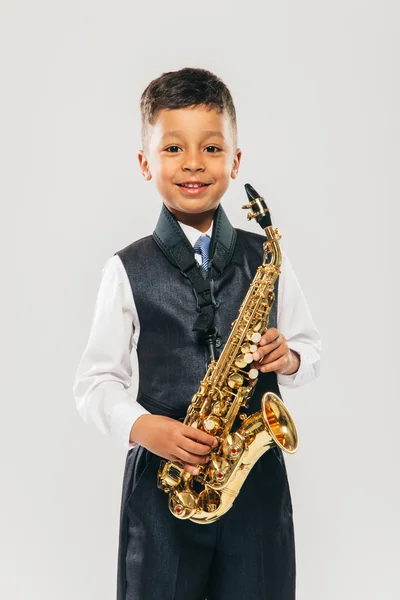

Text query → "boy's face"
[138,105,242,228]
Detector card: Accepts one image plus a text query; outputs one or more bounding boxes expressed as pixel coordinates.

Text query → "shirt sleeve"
[72,255,150,450]
[276,249,321,388]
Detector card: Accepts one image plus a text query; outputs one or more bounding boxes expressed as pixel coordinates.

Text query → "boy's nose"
[182,152,205,171]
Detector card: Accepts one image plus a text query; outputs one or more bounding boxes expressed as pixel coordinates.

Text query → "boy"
[73,67,321,600]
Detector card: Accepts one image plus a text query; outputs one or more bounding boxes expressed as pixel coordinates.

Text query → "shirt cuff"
[277,342,320,388]
[109,400,150,450]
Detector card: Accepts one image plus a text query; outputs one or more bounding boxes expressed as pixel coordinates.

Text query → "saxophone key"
[199,384,208,396]
[246,330,262,343]
[169,490,197,520]
[207,457,230,486]
[235,355,247,369]
[203,415,223,436]
[240,342,258,354]
[211,401,226,417]
[228,373,244,389]
[190,393,203,408]
[240,386,254,401]
[157,461,185,490]
[253,320,262,332]
[221,433,244,459]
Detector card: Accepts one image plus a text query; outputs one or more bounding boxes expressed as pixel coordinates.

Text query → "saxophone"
[157,183,299,524]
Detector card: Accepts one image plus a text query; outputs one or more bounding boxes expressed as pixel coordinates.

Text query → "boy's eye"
[165,146,181,153]
[205,146,221,153]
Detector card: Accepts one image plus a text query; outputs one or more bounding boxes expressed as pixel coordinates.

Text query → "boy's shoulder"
[114,234,155,260]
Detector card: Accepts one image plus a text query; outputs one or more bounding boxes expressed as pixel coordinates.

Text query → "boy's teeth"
[181,183,206,188]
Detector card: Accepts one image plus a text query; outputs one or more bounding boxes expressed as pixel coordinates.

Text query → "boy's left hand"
[251,328,300,376]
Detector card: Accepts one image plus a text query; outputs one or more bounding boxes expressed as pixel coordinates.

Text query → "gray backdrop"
[6,1,399,598]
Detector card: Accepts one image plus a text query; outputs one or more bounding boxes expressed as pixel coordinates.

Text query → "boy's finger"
[184,426,217,448]
[252,333,283,361]
[259,328,280,346]
[170,456,201,476]
[253,344,287,369]
[175,447,211,467]
[183,463,201,476]
[259,355,290,373]
[182,438,214,456]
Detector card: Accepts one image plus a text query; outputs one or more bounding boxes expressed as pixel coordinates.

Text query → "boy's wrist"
[129,413,154,445]
[281,350,301,376]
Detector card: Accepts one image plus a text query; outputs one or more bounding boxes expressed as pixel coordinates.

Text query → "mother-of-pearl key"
[242,339,259,364]
[246,330,262,344]
[241,343,258,354]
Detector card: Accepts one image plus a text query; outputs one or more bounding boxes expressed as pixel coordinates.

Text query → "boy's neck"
[168,207,216,233]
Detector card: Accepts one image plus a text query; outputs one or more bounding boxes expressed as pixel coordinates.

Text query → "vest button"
[215,338,221,348]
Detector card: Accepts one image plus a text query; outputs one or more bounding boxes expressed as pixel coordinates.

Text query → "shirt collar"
[178,221,214,248]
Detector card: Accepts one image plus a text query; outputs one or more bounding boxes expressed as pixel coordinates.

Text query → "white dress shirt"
[73,220,321,450]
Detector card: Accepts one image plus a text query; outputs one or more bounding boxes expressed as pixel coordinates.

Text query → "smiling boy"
[74,67,321,600]
[138,99,240,233]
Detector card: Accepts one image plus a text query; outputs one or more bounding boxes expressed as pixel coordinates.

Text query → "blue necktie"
[193,235,211,272]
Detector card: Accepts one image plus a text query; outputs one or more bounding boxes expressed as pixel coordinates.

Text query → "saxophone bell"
[261,392,299,453]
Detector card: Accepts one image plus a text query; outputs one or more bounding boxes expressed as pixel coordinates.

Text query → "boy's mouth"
[176,182,211,188]
[176,182,211,196]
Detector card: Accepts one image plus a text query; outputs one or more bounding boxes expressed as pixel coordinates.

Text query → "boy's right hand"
[129,414,217,476]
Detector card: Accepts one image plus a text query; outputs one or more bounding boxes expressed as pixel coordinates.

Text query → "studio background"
[6,1,399,599]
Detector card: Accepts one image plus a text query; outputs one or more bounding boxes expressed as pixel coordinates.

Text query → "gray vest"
[116,205,281,420]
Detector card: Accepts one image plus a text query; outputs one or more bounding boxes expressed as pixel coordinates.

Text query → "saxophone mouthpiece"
[243,183,272,228]
[244,183,260,202]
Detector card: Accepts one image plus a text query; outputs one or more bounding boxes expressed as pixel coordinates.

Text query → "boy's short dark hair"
[140,67,237,150]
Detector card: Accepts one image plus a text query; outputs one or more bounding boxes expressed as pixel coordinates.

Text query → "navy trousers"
[116,444,295,600]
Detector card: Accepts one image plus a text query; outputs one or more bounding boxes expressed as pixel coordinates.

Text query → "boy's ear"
[138,150,152,180]
[230,148,242,179]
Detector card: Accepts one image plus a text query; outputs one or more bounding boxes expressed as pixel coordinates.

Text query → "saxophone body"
[157,184,299,524]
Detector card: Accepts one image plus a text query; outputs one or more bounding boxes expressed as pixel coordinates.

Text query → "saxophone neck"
[263,226,282,269]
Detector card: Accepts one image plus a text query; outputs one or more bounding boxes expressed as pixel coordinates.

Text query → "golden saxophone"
[157,183,299,524]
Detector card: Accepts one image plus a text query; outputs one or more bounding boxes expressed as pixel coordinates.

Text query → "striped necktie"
[193,234,211,272]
